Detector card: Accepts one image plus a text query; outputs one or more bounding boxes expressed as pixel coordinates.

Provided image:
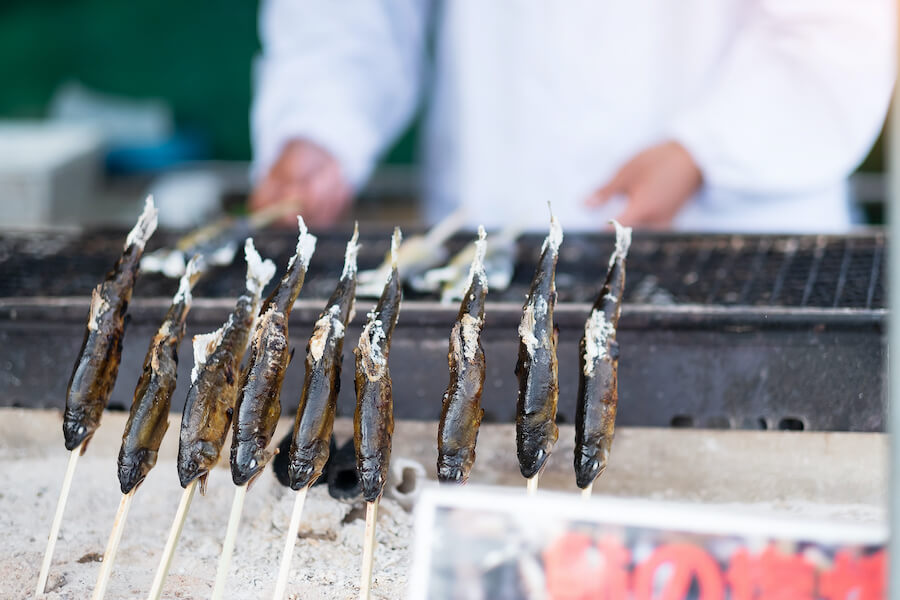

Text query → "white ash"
[125,195,159,250]
[582,309,617,376]
[309,305,345,363]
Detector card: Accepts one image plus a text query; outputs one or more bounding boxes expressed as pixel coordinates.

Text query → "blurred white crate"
[0,122,102,227]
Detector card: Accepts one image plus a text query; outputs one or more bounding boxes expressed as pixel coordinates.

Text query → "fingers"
[585,165,631,207]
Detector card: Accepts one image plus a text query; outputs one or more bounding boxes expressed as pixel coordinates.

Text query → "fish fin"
[553,324,560,350]
[610,339,620,361]
[125,195,159,250]
[289,347,296,364]
[199,473,208,496]
[244,238,277,297]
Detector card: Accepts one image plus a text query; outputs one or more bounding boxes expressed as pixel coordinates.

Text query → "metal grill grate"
[0,229,887,309]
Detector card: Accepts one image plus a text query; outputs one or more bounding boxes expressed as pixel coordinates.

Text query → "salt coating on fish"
[359,317,388,380]
[541,213,564,254]
[125,196,159,250]
[87,288,110,332]
[244,238,277,296]
[582,309,617,376]
[342,224,361,280]
[459,314,481,363]
[463,225,488,292]
[309,305,345,363]
[174,256,203,305]
[287,216,317,271]
[518,303,539,358]
[190,329,225,383]
[609,220,633,268]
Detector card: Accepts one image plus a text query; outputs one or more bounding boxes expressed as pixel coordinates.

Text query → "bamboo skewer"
[146,480,198,600]
[211,484,248,600]
[272,486,310,600]
[91,489,136,600]
[358,499,380,600]
[35,444,83,596]
[581,482,594,499]
[526,474,539,495]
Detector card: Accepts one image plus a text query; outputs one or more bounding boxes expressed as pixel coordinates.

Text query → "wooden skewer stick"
[146,480,198,600]
[526,474,539,495]
[91,489,136,600]
[581,481,594,499]
[272,486,310,600]
[211,484,248,600]
[358,498,380,600]
[35,444,83,596]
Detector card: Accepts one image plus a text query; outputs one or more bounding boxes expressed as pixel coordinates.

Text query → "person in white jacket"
[250,1,895,232]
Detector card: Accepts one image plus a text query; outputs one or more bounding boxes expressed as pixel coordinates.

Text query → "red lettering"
[633,544,724,600]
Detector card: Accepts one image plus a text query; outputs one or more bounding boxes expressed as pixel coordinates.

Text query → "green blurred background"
[0,0,417,165]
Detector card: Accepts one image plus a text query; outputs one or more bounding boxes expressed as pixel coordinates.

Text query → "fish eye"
[77,426,85,434]
[455,472,462,481]
[248,459,257,469]
[591,460,600,471]
[536,449,544,459]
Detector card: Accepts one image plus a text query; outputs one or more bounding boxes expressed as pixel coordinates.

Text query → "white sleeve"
[251,0,431,189]
[669,0,896,194]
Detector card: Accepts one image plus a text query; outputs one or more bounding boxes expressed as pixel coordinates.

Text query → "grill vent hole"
[758,418,769,430]
[670,415,694,428]
[706,416,732,429]
[778,417,805,431]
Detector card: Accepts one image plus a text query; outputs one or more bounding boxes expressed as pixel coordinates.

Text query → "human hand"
[250,138,352,227]
[585,141,702,229]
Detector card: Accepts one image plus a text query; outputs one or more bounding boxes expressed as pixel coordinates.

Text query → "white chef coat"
[252,0,895,232]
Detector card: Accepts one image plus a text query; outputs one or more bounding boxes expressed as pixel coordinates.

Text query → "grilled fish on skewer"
[354,228,403,502]
[288,225,360,490]
[575,221,631,489]
[230,217,317,486]
[515,212,563,479]
[177,239,276,492]
[356,210,464,298]
[437,226,488,483]
[63,196,158,452]
[117,257,204,494]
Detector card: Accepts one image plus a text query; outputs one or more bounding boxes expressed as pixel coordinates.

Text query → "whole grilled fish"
[177,239,276,492]
[437,227,488,483]
[118,256,204,494]
[63,197,158,452]
[515,213,563,479]
[288,226,359,490]
[354,228,403,502]
[230,217,317,486]
[575,221,631,489]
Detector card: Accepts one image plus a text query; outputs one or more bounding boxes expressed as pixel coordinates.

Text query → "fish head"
[230,440,270,486]
[358,457,386,503]
[575,444,609,489]
[117,447,157,494]
[517,422,558,479]
[177,440,218,488]
[62,411,94,452]
[437,450,473,484]
[287,441,327,490]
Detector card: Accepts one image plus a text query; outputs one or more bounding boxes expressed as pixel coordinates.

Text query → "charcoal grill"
[0,227,886,432]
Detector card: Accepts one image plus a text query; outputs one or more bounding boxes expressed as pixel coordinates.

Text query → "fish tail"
[125,195,159,250]
[609,220,633,265]
[390,227,402,269]
[542,204,564,254]
[341,222,361,280]
[174,255,205,306]
[243,238,276,297]
[289,215,317,271]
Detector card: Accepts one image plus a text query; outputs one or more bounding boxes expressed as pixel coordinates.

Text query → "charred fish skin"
[354,228,402,503]
[575,221,631,489]
[288,227,359,490]
[177,239,276,490]
[118,257,204,494]
[63,197,158,452]
[437,226,488,484]
[515,214,563,479]
[231,217,317,486]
